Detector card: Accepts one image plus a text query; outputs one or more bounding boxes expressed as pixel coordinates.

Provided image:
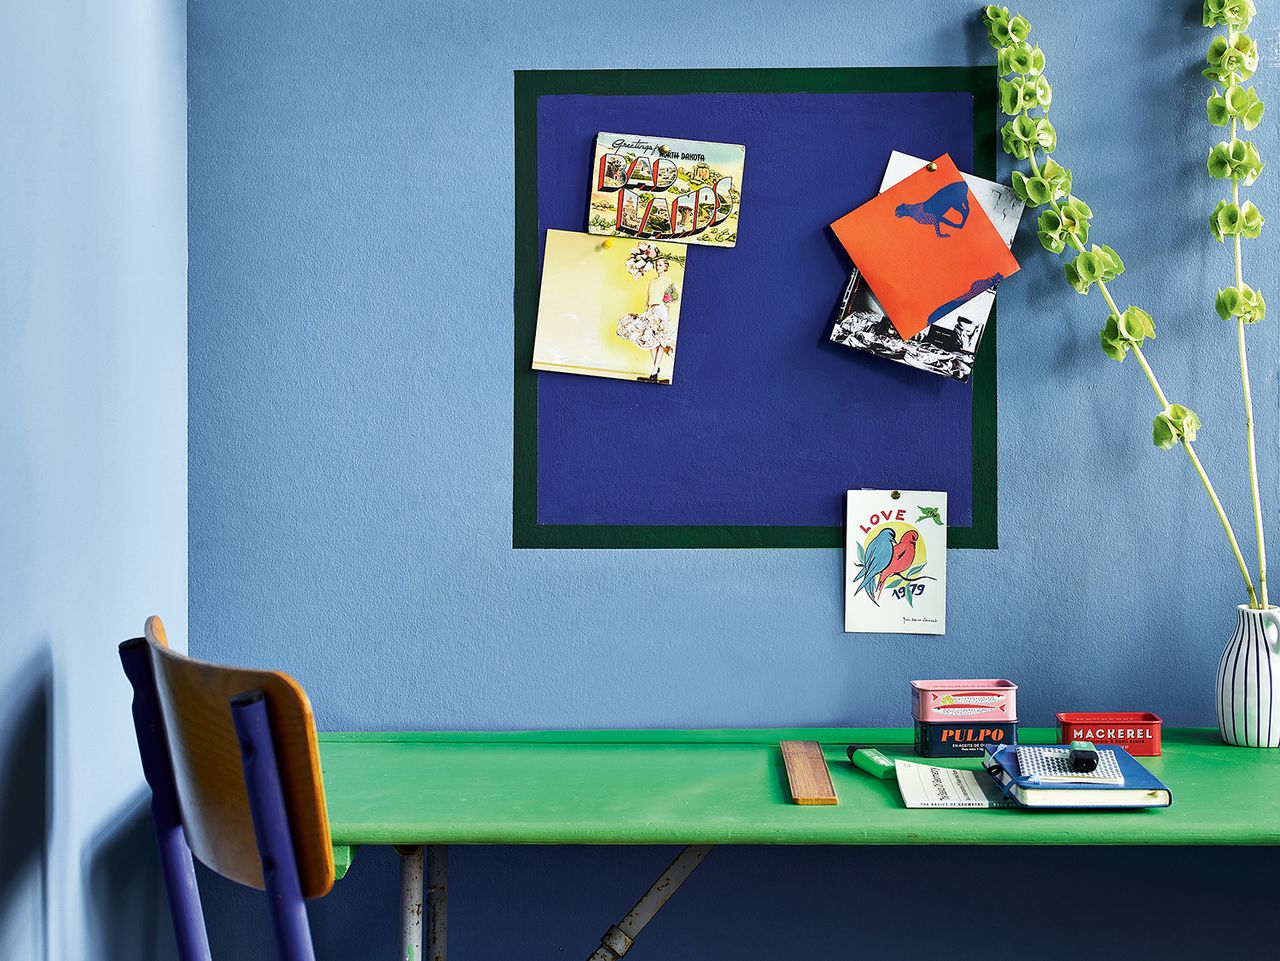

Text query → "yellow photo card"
[532,230,688,385]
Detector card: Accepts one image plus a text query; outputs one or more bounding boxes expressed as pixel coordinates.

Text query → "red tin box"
[1056,712,1163,757]
[911,679,1018,723]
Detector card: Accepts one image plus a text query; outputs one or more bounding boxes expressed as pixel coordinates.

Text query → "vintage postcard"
[532,229,687,385]
[830,154,1019,340]
[830,152,1025,382]
[587,132,744,248]
[845,489,947,635]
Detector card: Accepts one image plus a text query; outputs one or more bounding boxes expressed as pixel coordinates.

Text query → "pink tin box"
[910,679,1018,723]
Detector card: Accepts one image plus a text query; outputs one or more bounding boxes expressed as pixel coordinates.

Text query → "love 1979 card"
[587,132,744,248]
[845,489,947,635]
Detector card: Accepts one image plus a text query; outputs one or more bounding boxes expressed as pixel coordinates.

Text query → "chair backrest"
[142,615,335,898]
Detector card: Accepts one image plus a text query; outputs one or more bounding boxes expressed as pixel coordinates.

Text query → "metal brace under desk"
[317,727,1280,961]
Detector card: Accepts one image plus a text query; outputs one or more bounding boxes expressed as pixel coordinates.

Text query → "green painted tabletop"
[317,728,1280,848]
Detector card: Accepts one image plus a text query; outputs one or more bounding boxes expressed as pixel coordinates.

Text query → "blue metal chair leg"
[231,690,317,961]
[119,638,213,961]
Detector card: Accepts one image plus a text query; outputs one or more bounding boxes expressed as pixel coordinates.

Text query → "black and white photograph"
[831,268,986,382]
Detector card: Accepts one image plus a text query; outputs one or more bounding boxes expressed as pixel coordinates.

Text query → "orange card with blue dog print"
[831,154,1019,340]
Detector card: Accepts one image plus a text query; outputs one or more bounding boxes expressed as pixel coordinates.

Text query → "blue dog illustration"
[926,273,1004,326]
[895,180,971,238]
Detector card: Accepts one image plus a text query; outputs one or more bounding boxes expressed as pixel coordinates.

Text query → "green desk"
[317,727,1280,960]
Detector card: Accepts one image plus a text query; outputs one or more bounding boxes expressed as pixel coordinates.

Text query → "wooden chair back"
[143,615,334,898]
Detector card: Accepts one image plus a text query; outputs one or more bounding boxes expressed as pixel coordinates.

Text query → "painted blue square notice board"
[514,68,998,549]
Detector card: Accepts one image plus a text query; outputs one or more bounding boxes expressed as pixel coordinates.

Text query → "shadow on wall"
[83,791,180,961]
[0,647,52,961]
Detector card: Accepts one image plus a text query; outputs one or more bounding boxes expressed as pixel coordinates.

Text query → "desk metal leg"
[427,845,448,961]
[399,845,447,961]
[398,846,424,961]
[587,845,713,961]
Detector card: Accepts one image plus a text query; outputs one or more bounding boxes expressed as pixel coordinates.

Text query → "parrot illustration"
[851,527,897,606]
[876,529,920,598]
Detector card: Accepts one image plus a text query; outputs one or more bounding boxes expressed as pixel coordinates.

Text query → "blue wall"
[189,1,1280,957]
[1,1,188,958]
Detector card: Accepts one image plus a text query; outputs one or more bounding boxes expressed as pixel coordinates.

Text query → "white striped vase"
[1216,604,1280,747]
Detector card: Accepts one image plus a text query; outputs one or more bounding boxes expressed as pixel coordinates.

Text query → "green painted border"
[514,67,999,550]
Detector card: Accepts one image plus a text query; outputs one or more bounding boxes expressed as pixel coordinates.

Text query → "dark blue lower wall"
[200,845,1276,959]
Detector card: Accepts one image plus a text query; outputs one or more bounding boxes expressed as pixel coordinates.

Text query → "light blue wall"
[189,1,1280,957]
[0,1,187,959]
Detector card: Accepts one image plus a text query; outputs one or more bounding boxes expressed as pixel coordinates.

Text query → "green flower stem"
[1026,153,1260,606]
[1126,344,1259,607]
[989,5,1267,608]
[1177,418,1260,608]
[1223,39,1268,609]
[1236,316,1266,607]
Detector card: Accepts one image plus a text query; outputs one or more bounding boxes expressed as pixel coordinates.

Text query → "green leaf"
[984,6,1016,49]
[1100,306,1156,362]
[1027,45,1047,77]
[1064,257,1089,294]
[1095,244,1125,279]
[1037,208,1066,253]
[1216,285,1242,319]
[1058,196,1092,242]
[1118,306,1156,341]
[1207,91,1231,126]
[1152,404,1201,450]
[1012,169,1051,206]
[1241,92,1265,131]
[1204,0,1257,29]
[1211,200,1239,241]
[1065,195,1093,219]
[1025,176,1052,205]
[1208,141,1233,178]
[1041,157,1068,184]
[1237,284,1267,323]
[1034,117,1057,152]
[1171,404,1201,442]
[1099,316,1129,361]
[1240,200,1264,238]
[1033,75,1053,109]
[998,41,1034,76]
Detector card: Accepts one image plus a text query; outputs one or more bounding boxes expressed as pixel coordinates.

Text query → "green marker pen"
[846,744,897,780]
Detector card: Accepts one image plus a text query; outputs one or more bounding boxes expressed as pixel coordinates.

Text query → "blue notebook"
[982,744,1172,809]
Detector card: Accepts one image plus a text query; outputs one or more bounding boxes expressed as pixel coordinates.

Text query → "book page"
[895,759,1017,808]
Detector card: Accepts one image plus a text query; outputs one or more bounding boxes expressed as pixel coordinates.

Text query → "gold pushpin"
[658,144,670,156]
[927,161,938,171]
[891,490,902,500]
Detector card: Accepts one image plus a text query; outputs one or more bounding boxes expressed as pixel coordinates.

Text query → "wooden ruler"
[780,740,838,805]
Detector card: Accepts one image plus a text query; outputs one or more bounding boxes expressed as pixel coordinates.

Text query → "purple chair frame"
[120,637,318,961]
